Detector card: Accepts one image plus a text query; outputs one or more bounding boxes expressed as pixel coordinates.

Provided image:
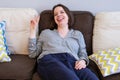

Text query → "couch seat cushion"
[0,54,36,79]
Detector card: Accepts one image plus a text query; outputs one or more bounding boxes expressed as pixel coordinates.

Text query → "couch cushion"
[104,73,120,80]
[32,72,42,80]
[0,8,38,55]
[93,12,120,52]
[89,48,120,77]
[0,54,36,79]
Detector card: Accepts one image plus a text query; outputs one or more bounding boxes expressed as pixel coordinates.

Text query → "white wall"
[0,0,120,14]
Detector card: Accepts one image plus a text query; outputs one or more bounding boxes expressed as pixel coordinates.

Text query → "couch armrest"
[88,59,104,80]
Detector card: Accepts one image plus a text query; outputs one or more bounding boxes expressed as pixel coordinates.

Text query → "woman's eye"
[54,11,65,16]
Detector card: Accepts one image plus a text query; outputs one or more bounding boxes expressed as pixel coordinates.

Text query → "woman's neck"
[57,25,69,38]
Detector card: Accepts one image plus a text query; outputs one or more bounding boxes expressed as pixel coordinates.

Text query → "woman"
[29,4,99,80]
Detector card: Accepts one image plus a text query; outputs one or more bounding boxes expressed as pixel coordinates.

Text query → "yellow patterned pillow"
[89,48,120,77]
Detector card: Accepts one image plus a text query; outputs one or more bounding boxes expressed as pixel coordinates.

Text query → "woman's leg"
[63,53,99,80]
[75,68,99,80]
[37,54,79,80]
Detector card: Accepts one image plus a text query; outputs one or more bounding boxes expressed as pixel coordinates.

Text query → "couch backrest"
[39,10,94,55]
[0,8,38,55]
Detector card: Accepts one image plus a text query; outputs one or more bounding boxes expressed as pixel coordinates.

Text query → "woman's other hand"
[75,60,86,70]
[30,16,40,38]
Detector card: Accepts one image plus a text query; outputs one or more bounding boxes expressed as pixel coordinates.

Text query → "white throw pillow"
[0,8,38,55]
[93,12,120,52]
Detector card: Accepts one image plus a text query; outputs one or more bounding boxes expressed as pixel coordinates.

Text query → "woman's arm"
[75,31,89,70]
[28,16,41,58]
[30,16,40,38]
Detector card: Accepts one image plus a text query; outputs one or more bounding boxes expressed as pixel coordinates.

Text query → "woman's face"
[54,6,69,27]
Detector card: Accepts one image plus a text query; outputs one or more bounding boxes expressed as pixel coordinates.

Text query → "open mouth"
[57,17,64,22]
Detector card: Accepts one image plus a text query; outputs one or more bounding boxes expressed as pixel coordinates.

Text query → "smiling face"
[54,6,69,27]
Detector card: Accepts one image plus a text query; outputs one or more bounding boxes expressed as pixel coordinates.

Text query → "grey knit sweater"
[28,29,89,65]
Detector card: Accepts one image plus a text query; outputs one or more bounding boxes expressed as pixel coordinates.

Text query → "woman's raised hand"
[30,16,40,38]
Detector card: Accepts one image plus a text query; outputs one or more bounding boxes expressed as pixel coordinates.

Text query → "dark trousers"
[37,53,99,80]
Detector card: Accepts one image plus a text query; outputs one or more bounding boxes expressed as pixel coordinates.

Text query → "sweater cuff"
[29,38,36,46]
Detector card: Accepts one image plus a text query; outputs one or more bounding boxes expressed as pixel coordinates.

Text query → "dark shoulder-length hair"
[50,4,74,29]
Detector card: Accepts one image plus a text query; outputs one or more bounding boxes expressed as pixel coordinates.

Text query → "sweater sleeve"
[28,34,43,58]
[77,31,89,65]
